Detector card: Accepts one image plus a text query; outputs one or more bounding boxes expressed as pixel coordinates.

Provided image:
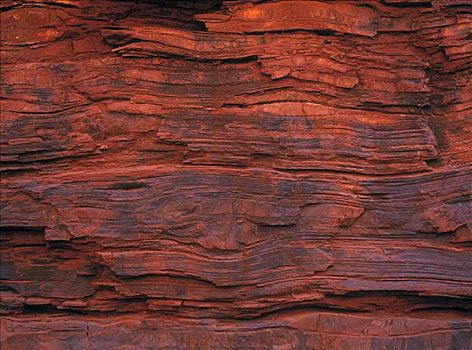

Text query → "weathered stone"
[1,0,471,349]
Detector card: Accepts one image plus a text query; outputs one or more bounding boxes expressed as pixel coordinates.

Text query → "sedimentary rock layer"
[1,0,471,349]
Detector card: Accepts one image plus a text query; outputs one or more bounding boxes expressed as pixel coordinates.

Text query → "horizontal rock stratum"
[1,0,471,349]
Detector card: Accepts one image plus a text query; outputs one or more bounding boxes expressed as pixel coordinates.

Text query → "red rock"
[1,0,471,349]
[195,1,379,37]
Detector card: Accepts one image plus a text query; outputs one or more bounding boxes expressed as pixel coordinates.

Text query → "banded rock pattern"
[1,0,471,349]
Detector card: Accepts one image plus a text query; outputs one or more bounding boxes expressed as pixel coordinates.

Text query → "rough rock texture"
[1,0,471,349]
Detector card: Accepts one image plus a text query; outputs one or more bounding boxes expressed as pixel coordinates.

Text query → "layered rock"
[1,0,471,349]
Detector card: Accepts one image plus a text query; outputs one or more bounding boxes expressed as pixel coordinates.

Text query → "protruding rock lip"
[195,1,378,37]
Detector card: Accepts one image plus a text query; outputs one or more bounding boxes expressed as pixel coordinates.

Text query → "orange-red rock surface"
[1,0,471,349]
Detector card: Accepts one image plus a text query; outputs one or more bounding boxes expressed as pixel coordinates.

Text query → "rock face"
[1,0,471,349]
